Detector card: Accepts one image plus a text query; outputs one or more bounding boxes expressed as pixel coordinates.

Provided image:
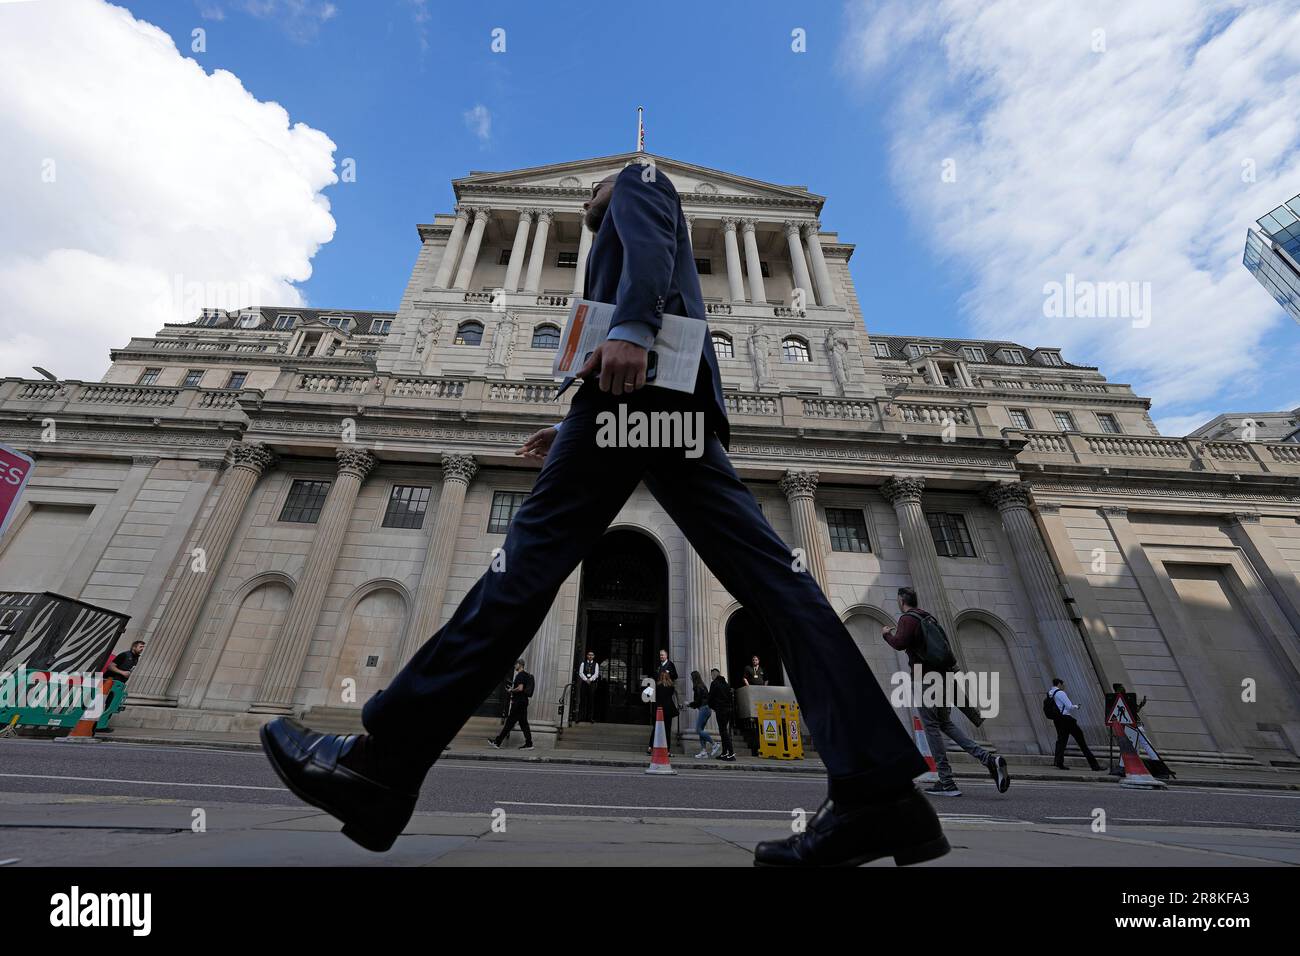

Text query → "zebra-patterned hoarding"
[0,591,130,675]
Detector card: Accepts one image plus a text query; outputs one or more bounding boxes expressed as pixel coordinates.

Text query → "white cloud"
[842,0,1300,431]
[232,0,338,41]
[464,103,492,144]
[0,0,338,382]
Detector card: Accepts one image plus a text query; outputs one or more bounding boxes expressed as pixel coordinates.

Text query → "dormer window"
[1035,350,1063,367]
[997,348,1026,365]
[198,312,221,327]
[273,314,297,331]
[370,319,392,335]
[872,342,893,359]
[961,346,987,362]
[907,343,941,359]
[237,314,260,329]
[321,315,352,331]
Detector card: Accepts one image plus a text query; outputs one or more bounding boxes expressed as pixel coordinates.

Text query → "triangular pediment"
[455,152,822,205]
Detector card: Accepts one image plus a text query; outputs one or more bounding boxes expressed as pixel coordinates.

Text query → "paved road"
[2,738,1298,867]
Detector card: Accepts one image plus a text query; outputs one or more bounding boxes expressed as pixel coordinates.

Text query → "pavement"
[1,736,1297,867]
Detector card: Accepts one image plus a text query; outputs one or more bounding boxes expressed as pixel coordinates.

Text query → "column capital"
[336,446,376,481]
[984,480,1033,512]
[778,468,819,500]
[721,217,740,233]
[880,474,925,506]
[800,220,822,238]
[471,205,494,221]
[516,208,536,224]
[441,452,478,485]
[684,213,696,227]
[782,219,807,237]
[228,441,276,475]
[534,208,554,224]
[453,204,472,221]
[740,217,758,234]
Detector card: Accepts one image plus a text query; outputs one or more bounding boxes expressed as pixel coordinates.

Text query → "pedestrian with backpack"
[1044,678,1102,771]
[883,587,1010,797]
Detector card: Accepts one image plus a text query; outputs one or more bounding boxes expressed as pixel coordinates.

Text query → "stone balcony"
[0,378,250,424]
[1015,429,1300,478]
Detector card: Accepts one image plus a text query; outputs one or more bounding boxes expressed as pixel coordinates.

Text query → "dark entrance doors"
[575,530,667,724]
[724,606,785,687]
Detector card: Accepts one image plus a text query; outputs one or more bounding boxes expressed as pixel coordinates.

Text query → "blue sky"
[3,0,1299,433]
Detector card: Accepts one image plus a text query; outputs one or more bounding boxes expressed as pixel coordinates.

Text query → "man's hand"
[515,426,557,461]
[577,340,648,396]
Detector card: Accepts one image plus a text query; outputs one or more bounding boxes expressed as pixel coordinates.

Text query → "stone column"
[778,469,829,593]
[432,205,471,289]
[985,482,1104,737]
[523,208,553,293]
[397,453,478,665]
[452,206,491,291]
[684,214,695,251]
[684,544,718,677]
[524,599,563,748]
[740,219,767,305]
[129,442,276,706]
[251,447,375,714]
[784,220,815,309]
[573,220,593,296]
[503,210,533,293]
[721,218,746,302]
[1228,512,1300,634]
[879,475,964,665]
[802,221,836,307]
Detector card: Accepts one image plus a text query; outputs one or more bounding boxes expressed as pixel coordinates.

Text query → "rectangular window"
[198,312,220,327]
[1039,351,1063,366]
[556,251,578,268]
[238,314,260,329]
[962,346,987,362]
[926,512,976,558]
[1004,349,1026,364]
[872,342,893,358]
[322,316,351,330]
[137,368,162,386]
[1053,410,1076,431]
[372,319,392,334]
[182,369,204,388]
[487,491,529,533]
[694,257,712,275]
[273,313,297,330]
[382,485,431,529]
[497,248,512,265]
[226,371,248,389]
[279,479,331,523]
[826,508,871,553]
[1008,408,1031,430]
[1096,412,1121,434]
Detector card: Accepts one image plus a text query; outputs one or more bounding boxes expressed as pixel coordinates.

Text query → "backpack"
[1042,689,1063,721]
[904,610,957,673]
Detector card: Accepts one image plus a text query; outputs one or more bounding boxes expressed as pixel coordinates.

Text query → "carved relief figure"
[824,327,853,395]
[489,313,517,369]
[748,325,774,390]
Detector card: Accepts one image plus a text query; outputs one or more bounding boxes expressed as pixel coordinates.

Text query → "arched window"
[531,324,561,349]
[711,331,734,358]
[781,336,811,363]
[454,320,484,346]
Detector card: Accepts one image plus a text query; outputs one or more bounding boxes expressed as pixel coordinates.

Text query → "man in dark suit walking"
[488,660,534,751]
[260,161,947,867]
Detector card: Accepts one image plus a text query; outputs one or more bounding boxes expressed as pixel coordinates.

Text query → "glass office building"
[1244,193,1300,324]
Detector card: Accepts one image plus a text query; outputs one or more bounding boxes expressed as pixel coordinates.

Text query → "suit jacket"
[657,660,678,682]
[579,164,729,447]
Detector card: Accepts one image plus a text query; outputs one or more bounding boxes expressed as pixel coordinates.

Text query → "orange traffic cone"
[912,712,939,783]
[59,677,111,743]
[1113,722,1167,790]
[645,706,676,775]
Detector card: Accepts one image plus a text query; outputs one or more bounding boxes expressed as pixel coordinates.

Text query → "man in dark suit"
[655,649,677,682]
[260,161,946,866]
[488,660,534,751]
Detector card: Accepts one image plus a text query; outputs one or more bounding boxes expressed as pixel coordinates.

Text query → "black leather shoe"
[753,787,950,867]
[260,717,417,853]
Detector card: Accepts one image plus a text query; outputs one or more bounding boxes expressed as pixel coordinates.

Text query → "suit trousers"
[362,391,927,793]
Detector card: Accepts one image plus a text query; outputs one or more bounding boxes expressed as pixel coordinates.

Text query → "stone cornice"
[1029,477,1300,505]
[452,183,822,211]
[889,383,1149,409]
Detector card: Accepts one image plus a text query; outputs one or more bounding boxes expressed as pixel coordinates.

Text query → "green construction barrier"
[0,669,127,732]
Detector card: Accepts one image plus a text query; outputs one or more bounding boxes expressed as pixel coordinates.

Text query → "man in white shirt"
[576,650,600,724]
[1047,678,1102,771]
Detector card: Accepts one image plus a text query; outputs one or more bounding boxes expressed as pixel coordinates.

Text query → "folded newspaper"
[551,298,705,394]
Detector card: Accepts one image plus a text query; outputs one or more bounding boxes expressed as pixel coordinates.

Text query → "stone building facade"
[2,152,1299,764]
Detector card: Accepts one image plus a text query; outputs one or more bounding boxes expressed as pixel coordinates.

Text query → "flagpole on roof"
[636,106,645,152]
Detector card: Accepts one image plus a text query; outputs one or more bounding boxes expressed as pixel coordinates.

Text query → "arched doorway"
[333,587,408,706]
[574,529,667,724]
[844,608,910,732]
[955,613,1040,754]
[724,607,785,688]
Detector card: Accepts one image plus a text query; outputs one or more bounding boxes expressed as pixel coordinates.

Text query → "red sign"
[0,443,35,540]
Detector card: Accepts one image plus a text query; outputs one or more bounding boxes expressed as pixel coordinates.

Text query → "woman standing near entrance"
[688,670,719,759]
[646,670,679,755]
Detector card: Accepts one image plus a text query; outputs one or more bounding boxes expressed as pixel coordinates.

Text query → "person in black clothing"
[743,655,766,686]
[707,668,736,761]
[489,660,534,750]
[576,650,599,724]
[104,641,145,682]
[646,669,678,753]
[656,649,677,682]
